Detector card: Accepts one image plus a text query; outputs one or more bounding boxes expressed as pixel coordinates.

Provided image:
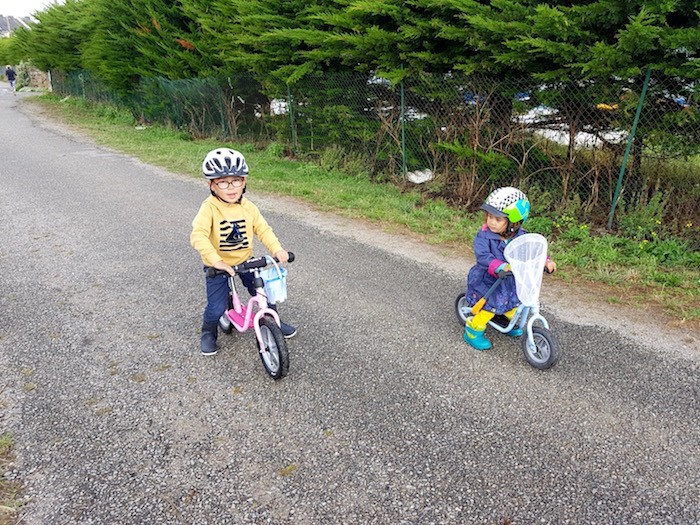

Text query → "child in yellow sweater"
[191,148,296,356]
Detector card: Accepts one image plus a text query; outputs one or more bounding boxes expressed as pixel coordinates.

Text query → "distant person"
[5,65,16,96]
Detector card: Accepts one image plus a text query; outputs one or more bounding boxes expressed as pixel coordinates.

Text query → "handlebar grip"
[271,251,295,263]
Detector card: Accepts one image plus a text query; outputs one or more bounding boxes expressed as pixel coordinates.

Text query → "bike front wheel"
[257,316,289,379]
[522,326,559,370]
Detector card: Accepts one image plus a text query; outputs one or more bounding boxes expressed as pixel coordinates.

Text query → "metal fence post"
[607,67,652,230]
[400,66,407,179]
[287,83,298,156]
[78,72,86,99]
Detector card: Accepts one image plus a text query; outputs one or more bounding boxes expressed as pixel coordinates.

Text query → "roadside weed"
[0,433,22,525]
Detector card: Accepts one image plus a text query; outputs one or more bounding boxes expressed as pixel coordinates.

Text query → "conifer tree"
[81,0,203,93]
[13,0,92,72]
[457,0,700,81]
[311,0,478,81]
[182,0,350,82]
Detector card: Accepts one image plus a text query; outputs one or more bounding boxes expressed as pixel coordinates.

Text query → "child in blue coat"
[463,187,556,350]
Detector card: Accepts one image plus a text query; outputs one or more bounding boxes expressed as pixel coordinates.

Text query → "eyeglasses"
[213,177,245,189]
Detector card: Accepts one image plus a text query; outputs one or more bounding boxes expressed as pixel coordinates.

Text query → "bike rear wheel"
[258,316,289,379]
[454,294,470,325]
[219,313,233,335]
[522,326,559,369]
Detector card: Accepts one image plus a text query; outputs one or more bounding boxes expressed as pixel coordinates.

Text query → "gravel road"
[1,90,699,525]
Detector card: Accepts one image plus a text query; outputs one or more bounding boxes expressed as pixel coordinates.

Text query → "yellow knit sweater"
[191,196,283,267]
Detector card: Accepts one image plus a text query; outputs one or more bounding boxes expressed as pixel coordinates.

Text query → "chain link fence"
[51,69,699,244]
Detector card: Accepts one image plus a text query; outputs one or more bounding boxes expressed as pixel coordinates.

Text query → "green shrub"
[318,145,344,172]
[317,145,372,179]
[525,184,556,216]
[649,270,683,287]
[616,192,668,241]
[265,142,286,158]
[526,216,554,236]
[16,61,32,90]
[95,104,134,125]
[640,238,700,266]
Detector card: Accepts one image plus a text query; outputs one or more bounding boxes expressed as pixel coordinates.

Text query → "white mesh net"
[504,233,548,306]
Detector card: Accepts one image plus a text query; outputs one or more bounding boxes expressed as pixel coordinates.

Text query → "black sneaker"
[491,314,510,328]
[491,314,522,337]
[200,327,218,356]
[279,321,297,339]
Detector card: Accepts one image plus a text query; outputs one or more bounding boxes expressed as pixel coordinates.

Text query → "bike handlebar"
[206,252,295,278]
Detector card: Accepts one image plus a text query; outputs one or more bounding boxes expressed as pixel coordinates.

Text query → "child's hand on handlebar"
[496,263,512,278]
[274,250,290,263]
[213,259,235,276]
[545,259,557,274]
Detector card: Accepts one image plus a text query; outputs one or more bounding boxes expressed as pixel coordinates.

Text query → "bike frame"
[223,271,281,353]
[487,303,550,350]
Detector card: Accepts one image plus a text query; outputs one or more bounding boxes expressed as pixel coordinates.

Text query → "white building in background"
[0,15,33,37]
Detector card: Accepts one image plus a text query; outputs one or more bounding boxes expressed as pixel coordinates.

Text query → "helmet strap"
[505,220,522,238]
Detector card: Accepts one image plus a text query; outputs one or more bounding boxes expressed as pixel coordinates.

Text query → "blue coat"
[464,226,525,315]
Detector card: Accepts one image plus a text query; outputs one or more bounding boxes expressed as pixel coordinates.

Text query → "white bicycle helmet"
[202,148,249,179]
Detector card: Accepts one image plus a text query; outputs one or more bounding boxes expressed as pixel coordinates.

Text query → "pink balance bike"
[207,253,295,380]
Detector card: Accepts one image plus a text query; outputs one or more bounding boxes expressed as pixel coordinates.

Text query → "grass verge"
[26,94,700,328]
[0,433,21,525]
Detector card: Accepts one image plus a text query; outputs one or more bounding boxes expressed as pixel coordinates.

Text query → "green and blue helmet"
[481,187,530,237]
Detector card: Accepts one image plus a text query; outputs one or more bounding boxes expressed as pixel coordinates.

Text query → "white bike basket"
[504,233,548,307]
[260,258,288,304]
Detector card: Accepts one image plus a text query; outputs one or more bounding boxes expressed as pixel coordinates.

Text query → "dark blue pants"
[202,269,258,324]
